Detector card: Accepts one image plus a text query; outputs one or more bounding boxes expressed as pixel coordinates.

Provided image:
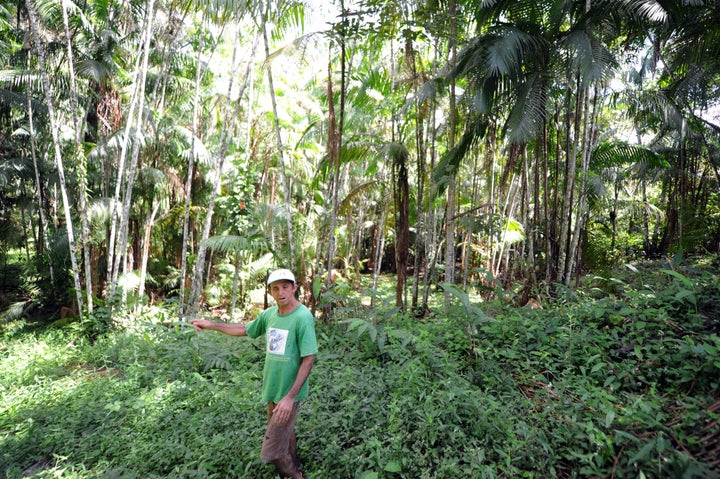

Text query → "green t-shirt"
[245,303,318,403]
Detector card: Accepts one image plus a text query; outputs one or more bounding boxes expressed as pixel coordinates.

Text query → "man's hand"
[190,318,212,332]
[272,396,295,425]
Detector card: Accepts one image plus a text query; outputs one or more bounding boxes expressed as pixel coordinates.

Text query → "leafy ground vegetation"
[1,259,719,479]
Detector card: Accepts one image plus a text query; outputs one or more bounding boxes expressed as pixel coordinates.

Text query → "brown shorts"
[260,401,300,461]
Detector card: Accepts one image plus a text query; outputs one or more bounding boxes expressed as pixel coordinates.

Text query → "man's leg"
[262,402,302,479]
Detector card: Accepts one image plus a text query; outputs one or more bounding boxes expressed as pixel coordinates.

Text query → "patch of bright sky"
[305,0,341,33]
[604,39,720,145]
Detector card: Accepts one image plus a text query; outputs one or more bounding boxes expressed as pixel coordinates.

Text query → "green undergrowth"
[1,266,719,478]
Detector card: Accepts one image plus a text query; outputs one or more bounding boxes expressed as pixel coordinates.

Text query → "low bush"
[1,267,718,478]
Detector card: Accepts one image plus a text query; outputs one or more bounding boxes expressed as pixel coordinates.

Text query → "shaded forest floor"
[1,257,720,478]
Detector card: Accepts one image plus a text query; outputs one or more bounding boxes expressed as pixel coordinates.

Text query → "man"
[191,269,318,479]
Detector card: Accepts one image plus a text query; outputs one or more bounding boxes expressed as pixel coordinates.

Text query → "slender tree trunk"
[20,199,31,263]
[61,0,94,313]
[411,119,425,310]
[409,32,429,311]
[107,6,151,302]
[26,0,84,317]
[180,19,207,318]
[494,173,519,279]
[486,123,498,277]
[421,46,441,311]
[262,4,295,268]
[112,0,156,305]
[546,109,561,283]
[524,147,535,279]
[462,151,481,288]
[231,250,242,319]
[324,55,339,296]
[370,198,388,309]
[187,26,257,316]
[444,0,458,307]
[566,83,594,285]
[137,201,159,300]
[641,180,650,254]
[393,146,410,309]
[106,72,141,301]
[557,78,582,283]
[27,59,55,288]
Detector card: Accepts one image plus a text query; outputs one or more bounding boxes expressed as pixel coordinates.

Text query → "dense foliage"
[1,0,720,327]
[2,261,718,478]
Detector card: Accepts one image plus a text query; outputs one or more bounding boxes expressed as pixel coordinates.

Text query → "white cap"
[267,269,296,285]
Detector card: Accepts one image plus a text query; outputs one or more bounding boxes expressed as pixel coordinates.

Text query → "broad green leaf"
[605,409,615,428]
[625,263,639,273]
[634,345,643,361]
[674,290,696,304]
[661,269,694,288]
[312,276,323,299]
[347,319,366,332]
[629,441,655,464]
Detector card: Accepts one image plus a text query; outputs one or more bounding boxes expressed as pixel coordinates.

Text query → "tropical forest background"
[1,0,719,478]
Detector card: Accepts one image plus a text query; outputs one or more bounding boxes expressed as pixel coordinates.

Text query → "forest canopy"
[0,0,719,323]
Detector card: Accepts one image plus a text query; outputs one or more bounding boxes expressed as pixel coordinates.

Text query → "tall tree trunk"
[494,172,519,279]
[566,83,595,285]
[421,43,441,311]
[546,109,561,283]
[524,147,535,275]
[230,249,243,319]
[180,19,207,318]
[107,0,155,304]
[409,32,429,311]
[26,57,55,289]
[557,78,582,283]
[26,0,84,317]
[262,3,295,268]
[111,0,156,305]
[444,0,458,307]
[324,55,339,297]
[370,196,389,308]
[393,146,410,309]
[137,201,159,300]
[187,25,257,316]
[60,0,94,313]
[107,48,144,303]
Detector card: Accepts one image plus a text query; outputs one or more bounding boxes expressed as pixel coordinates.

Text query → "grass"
[1,267,719,479]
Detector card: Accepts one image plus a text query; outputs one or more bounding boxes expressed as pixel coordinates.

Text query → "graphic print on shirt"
[267,328,289,355]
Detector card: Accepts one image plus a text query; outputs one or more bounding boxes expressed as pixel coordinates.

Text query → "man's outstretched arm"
[190,318,248,336]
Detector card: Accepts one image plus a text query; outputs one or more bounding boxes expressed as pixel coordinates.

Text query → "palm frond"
[591,141,664,171]
[583,174,608,212]
[338,181,377,217]
[0,301,27,322]
[432,116,489,197]
[617,0,668,23]
[0,71,48,114]
[173,124,213,165]
[0,154,34,187]
[505,72,547,144]
[203,232,268,255]
[194,0,250,24]
[563,30,618,85]
[270,1,306,43]
[75,58,113,86]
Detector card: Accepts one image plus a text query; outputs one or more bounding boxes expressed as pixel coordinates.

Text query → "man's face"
[269,280,297,307]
